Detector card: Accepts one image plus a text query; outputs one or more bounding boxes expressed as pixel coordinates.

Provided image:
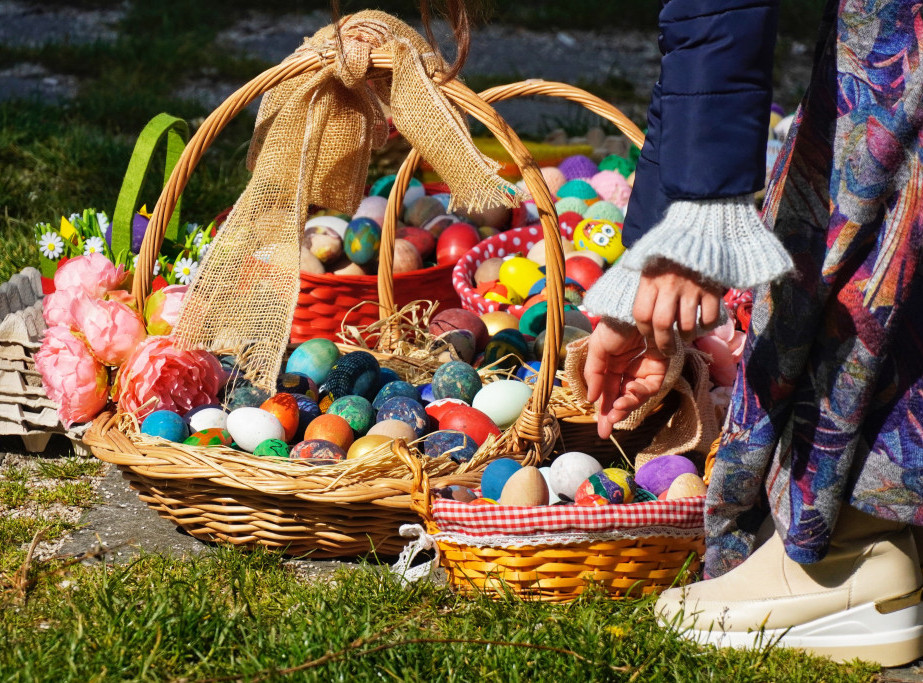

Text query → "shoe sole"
[677,601,923,667]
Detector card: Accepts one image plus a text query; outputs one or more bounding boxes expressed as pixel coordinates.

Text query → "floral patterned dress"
[705,0,923,577]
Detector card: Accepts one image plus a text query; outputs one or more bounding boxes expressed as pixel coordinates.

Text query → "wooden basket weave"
[402,440,704,603]
[85,49,567,558]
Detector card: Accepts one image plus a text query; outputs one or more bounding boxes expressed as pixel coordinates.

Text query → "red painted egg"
[429,308,490,351]
[396,226,436,259]
[425,398,468,430]
[440,405,502,446]
[260,393,300,442]
[436,223,481,265]
[558,211,585,238]
[565,255,605,291]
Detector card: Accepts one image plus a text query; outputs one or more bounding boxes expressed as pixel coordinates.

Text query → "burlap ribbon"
[172,11,522,391]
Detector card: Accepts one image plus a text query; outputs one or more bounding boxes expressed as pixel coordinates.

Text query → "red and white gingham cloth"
[432,496,704,537]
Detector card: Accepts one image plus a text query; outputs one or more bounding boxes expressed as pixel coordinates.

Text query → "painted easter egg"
[185,404,228,432]
[303,413,354,450]
[369,174,423,201]
[372,381,421,410]
[291,393,322,439]
[549,451,603,500]
[183,428,233,448]
[434,485,478,502]
[573,218,624,264]
[563,309,593,333]
[429,308,490,352]
[635,455,699,496]
[424,398,468,430]
[436,223,481,265]
[482,329,530,372]
[439,405,501,446]
[226,407,286,453]
[564,255,605,291]
[474,258,503,287]
[286,338,340,385]
[304,214,349,238]
[396,226,436,260]
[367,419,418,442]
[326,395,375,436]
[539,467,562,505]
[276,372,317,399]
[666,473,707,500]
[479,311,519,336]
[343,217,382,265]
[379,367,401,386]
[421,213,456,239]
[514,360,562,387]
[499,466,549,506]
[434,330,476,363]
[393,238,423,274]
[498,257,544,301]
[422,430,478,463]
[353,195,388,227]
[260,393,301,442]
[404,195,445,227]
[418,382,435,404]
[141,410,189,442]
[575,468,636,506]
[533,325,590,369]
[303,224,343,264]
[376,396,428,438]
[253,438,291,458]
[290,439,347,466]
[472,380,532,430]
[226,383,272,410]
[320,351,381,403]
[480,458,522,501]
[347,434,393,459]
[431,361,482,403]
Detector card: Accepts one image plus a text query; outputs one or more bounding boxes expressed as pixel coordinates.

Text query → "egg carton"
[0,268,89,454]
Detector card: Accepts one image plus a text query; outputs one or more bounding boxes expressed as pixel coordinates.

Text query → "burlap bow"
[172,11,522,392]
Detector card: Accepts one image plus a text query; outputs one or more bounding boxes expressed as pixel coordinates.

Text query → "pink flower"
[76,296,147,366]
[694,318,747,387]
[34,326,109,427]
[143,284,188,336]
[42,288,88,328]
[115,336,225,419]
[53,253,128,298]
[104,289,139,311]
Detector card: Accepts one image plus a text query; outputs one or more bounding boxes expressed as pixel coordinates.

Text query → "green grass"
[0,548,879,682]
[36,457,104,480]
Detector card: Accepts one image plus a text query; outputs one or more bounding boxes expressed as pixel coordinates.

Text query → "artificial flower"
[34,325,109,427]
[132,254,162,275]
[76,296,148,366]
[173,257,198,285]
[42,288,87,328]
[104,289,138,310]
[143,284,187,336]
[38,231,64,259]
[115,336,225,418]
[694,316,747,387]
[83,236,106,256]
[54,253,128,297]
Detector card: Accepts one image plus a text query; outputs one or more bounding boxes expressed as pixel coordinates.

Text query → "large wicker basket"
[85,47,568,558]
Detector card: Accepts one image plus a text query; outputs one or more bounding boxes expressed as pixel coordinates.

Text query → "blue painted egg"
[225,382,272,410]
[418,382,435,404]
[141,410,189,442]
[376,396,428,438]
[423,430,478,463]
[276,372,317,399]
[291,393,322,439]
[480,458,522,501]
[343,217,381,266]
[575,467,637,505]
[253,438,291,458]
[373,381,421,410]
[515,360,563,387]
[290,439,347,466]
[185,404,228,432]
[326,395,375,435]
[431,361,482,403]
[482,329,530,372]
[320,351,381,403]
[286,338,340,386]
[379,367,401,386]
[183,428,234,448]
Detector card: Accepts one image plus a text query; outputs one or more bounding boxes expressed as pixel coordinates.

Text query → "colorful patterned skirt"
[705,0,923,578]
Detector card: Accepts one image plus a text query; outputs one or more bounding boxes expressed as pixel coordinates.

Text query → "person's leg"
[656,506,923,666]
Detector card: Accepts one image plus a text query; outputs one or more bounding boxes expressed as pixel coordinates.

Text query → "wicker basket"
[85,48,569,558]
[400,440,705,603]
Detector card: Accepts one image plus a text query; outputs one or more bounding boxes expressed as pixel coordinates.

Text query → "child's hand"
[584,319,669,439]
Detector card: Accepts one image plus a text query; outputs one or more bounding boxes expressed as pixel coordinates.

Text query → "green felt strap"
[112,113,189,257]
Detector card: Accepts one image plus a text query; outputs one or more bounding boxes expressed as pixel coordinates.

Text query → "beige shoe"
[656,507,923,666]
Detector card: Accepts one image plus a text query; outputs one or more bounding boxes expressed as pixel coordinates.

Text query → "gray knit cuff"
[583,259,640,325]
[620,195,794,289]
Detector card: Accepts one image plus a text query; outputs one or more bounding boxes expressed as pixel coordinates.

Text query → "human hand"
[632,260,724,356]
[584,319,669,439]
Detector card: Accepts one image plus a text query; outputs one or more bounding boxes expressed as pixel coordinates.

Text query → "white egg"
[549,451,603,500]
[305,215,349,237]
[539,467,562,505]
[402,183,426,208]
[226,407,285,453]
[472,380,533,430]
[187,407,229,433]
[353,196,388,226]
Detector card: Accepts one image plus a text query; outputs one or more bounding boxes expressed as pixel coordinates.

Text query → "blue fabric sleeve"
[622,0,779,247]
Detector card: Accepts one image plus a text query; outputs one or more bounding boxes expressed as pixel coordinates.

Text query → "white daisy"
[38,231,64,259]
[97,211,110,234]
[132,255,162,275]
[174,257,198,284]
[83,236,106,255]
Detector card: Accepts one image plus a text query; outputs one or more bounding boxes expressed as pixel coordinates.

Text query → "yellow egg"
[498,466,550,506]
[347,434,393,459]
[665,473,708,500]
[480,311,520,336]
[498,257,544,299]
[573,218,625,265]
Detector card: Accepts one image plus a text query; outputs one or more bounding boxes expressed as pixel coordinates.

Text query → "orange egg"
[303,413,354,451]
[260,393,300,442]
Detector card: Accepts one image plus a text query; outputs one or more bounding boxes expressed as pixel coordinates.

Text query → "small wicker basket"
[86,48,568,558]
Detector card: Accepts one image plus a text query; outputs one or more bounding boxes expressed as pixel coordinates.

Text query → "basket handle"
[113,113,189,261]
[379,80,645,452]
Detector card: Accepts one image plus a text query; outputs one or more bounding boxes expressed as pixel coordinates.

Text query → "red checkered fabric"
[432,496,704,537]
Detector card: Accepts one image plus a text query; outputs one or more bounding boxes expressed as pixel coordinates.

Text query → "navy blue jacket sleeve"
[622,0,779,247]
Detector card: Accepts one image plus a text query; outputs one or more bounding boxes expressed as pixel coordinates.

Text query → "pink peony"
[53,253,128,298]
[34,325,109,427]
[76,296,148,366]
[694,318,747,387]
[143,284,188,336]
[115,336,225,419]
[42,288,88,328]
[104,289,139,311]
